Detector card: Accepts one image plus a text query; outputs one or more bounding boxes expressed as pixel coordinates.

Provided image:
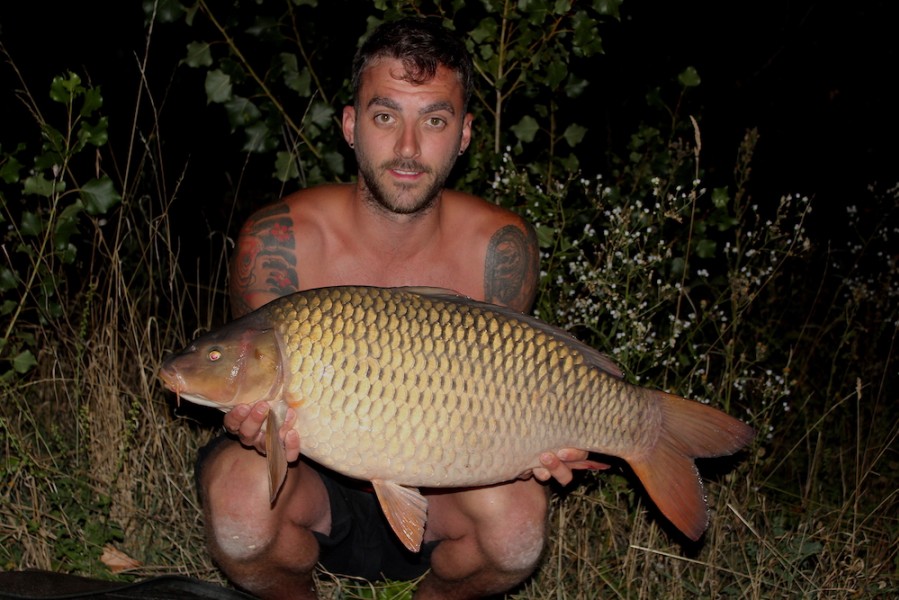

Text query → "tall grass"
[1,19,897,600]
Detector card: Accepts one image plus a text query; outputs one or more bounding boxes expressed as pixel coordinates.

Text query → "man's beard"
[357,154,456,217]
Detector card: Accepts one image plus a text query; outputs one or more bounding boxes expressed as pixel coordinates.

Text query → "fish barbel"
[159,286,754,552]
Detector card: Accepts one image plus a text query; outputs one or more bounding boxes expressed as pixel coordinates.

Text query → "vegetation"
[1,1,896,598]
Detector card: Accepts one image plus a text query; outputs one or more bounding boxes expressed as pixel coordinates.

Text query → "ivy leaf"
[712,186,730,208]
[224,97,261,130]
[23,174,59,198]
[56,201,84,250]
[593,0,622,18]
[563,123,587,147]
[678,66,701,88]
[79,116,109,147]
[510,115,540,143]
[0,268,17,292]
[49,73,83,104]
[696,238,717,259]
[13,349,37,374]
[274,151,299,182]
[204,70,233,104]
[243,121,277,153]
[80,87,103,117]
[281,53,312,96]
[184,41,213,67]
[1,155,23,184]
[307,102,334,129]
[81,177,122,215]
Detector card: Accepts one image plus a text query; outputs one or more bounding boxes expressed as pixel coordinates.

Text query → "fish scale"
[160,285,754,552]
[269,287,651,486]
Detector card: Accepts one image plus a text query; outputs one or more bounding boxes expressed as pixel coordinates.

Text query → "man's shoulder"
[241,184,351,226]
[443,189,531,229]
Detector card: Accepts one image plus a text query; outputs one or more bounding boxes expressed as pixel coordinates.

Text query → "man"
[197,18,598,599]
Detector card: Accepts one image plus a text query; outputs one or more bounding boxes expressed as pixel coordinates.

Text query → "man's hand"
[222,402,302,463]
[529,448,609,486]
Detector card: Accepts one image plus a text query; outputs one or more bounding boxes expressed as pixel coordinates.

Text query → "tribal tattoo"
[484,223,539,312]
[231,202,299,311]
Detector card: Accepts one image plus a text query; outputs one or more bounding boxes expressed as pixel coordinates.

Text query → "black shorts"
[314,466,436,581]
[196,435,435,582]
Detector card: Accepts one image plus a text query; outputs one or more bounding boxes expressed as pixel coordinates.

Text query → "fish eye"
[207,347,223,362]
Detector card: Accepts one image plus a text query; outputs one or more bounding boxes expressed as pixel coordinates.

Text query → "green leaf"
[281,53,312,96]
[78,116,109,147]
[562,123,587,147]
[510,115,540,143]
[80,87,103,117]
[80,177,122,215]
[147,0,186,23]
[49,73,83,103]
[13,350,37,374]
[204,70,233,104]
[184,41,214,67]
[224,97,261,130]
[274,151,299,182]
[712,186,730,208]
[593,0,622,18]
[0,155,23,183]
[696,238,717,259]
[0,268,18,292]
[678,66,701,88]
[23,174,59,198]
[55,201,84,249]
[243,122,277,153]
[307,102,334,129]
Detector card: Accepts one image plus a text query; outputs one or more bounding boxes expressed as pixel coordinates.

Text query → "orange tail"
[628,391,754,540]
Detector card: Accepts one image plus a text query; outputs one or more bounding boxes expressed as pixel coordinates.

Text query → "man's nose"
[395,125,421,159]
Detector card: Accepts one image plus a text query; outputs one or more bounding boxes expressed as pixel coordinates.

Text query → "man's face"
[343,57,472,216]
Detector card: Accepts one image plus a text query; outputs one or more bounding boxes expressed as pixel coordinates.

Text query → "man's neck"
[348,186,445,259]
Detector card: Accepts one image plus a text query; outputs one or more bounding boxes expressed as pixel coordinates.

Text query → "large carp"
[159,286,754,552]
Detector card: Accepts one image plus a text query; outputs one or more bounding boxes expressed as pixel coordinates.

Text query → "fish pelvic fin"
[371,480,429,553]
[629,392,755,541]
[266,405,289,504]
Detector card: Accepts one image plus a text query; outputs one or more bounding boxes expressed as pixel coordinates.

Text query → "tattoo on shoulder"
[484,223,539,311]
[232,202,299,300]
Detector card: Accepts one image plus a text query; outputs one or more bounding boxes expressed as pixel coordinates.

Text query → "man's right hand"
[223,402,301,463]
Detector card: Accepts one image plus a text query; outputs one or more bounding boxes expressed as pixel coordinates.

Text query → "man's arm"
[230,201,300,318]
[225,200,302,460]
[483,221,539,313]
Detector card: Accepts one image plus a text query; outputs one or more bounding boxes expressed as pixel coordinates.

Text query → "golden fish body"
[160,286,753,551]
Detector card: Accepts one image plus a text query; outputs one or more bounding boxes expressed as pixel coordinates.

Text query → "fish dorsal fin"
[266,404,289,504]
[398,286,625,380]
[370,479,429,553]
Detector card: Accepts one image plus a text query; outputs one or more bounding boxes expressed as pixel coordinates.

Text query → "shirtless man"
[196,18,598,599]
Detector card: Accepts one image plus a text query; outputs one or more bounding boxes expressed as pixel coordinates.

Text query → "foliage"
[0,71,121,383]
[164,0,621,188]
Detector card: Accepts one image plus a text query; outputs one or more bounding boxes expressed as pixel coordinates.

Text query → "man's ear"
[342,106,356,147]
[460,112,473,153]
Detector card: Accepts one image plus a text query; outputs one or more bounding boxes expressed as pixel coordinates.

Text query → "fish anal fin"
[629,391,755,541]
[266,405,289,504]
[371,479,428,553]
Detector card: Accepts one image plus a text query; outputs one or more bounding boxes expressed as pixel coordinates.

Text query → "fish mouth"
[158,364,184,406]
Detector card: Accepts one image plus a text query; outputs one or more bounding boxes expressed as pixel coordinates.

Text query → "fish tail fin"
[628,391,754,541]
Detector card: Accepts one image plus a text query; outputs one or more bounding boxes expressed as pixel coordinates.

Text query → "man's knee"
[480,506,548,574]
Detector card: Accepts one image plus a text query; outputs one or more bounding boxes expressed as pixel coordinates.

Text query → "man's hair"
[351,17,474,111]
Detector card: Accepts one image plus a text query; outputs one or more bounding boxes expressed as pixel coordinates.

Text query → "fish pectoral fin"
[370,479,428,553]
[266,406,289,504]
